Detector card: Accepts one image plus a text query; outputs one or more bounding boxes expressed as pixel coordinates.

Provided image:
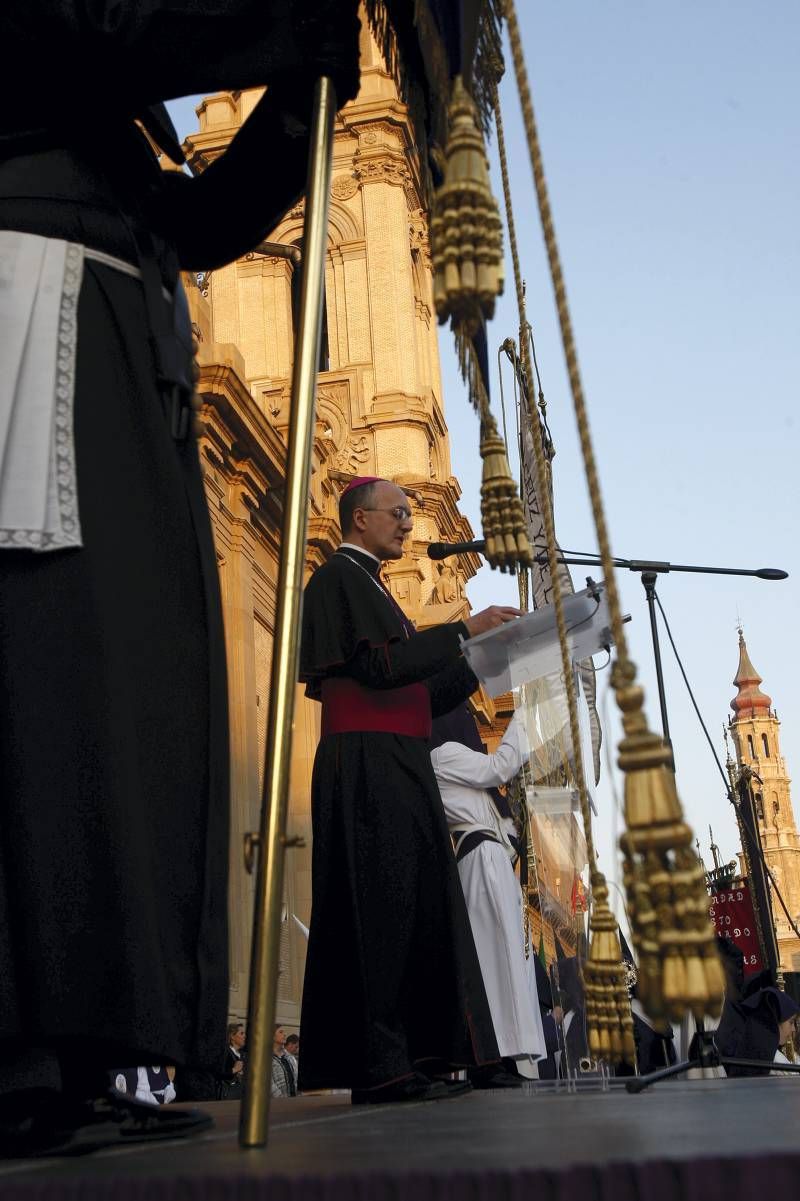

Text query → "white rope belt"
[84,247,172,301]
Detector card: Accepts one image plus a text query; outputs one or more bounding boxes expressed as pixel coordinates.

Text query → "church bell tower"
[729,629,800,973]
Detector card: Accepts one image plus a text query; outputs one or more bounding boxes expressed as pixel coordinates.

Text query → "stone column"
[360,161,418,397]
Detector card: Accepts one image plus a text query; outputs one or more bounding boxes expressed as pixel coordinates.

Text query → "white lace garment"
[0,231,84,551]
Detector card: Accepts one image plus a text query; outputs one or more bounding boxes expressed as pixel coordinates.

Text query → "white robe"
[431,713,546,1070]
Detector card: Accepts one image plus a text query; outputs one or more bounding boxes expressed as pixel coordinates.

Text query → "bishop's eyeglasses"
[360,506,413,522]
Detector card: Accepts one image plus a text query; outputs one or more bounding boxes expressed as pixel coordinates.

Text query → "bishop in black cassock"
[298,477,519,1101]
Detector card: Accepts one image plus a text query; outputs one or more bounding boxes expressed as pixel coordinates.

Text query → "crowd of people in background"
[211,1021,302,1101]
[107,1021,306,1107]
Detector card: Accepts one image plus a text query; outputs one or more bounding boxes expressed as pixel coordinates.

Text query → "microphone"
[427,539,486,560]
[755,568,789,580]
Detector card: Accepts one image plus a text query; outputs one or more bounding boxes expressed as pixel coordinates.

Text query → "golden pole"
[239,76,336,1149]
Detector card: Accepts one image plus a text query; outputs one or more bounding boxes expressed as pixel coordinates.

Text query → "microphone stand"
[438,534,794,1084]
[533,551,795,1089]
[534,554,788,767]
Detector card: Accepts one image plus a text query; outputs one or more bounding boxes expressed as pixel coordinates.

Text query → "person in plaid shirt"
[271,1026,297,1098]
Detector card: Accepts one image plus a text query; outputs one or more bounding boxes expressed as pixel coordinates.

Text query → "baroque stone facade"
[180,26,500,1026]
[729,630,800,973]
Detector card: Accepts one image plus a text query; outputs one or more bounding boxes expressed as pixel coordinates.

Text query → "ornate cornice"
[352,149,420,211]
[354,152,412,188]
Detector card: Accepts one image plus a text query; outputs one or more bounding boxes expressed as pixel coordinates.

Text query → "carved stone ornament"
[331,174,359,201]
[409,209,429,254]
[354,156,412,190]
[432,562,460,604]
[333,435,370,474]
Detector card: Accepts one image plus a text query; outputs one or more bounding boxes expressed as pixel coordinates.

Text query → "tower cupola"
[731,628,772,717]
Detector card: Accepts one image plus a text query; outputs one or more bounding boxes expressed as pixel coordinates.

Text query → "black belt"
[455,830,500,863]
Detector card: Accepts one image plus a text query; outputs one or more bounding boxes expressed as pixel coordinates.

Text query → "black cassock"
[0,0,357,1076]
[298,548,500,1090]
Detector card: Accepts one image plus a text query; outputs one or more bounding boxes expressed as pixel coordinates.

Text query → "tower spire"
[731,627,772,717]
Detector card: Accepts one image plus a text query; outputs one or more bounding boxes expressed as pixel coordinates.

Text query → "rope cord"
[494,86,529,391]
[652,591,732,795]
[500,2,725,1041]
[498,344,511,451]
[511,346,522,472]
[503,0,629,672]
[527,324,555,451]
[494,79,599,879]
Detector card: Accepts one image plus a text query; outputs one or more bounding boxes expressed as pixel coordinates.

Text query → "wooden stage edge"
[1,1079,800,1199]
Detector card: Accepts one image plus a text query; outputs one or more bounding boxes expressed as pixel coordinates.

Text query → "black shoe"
[351,1073,450,1105]
[0,1087,212,1159]
[0,1088,79,1159]
[468,1067,524,1090]
[69,1090,213,1154]
[431,1077,473,1098]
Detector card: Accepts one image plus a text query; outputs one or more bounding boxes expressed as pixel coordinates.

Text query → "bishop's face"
[354,482,413,561]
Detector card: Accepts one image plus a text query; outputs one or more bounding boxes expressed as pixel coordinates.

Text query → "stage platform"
[1,1079,800,1199]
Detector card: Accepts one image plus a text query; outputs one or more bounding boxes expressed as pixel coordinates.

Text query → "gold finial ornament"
[430,74,527,571]
[583,877,636,1061]
[431,75,504,332]
[614,661,724,1021]
[479,413,532,573]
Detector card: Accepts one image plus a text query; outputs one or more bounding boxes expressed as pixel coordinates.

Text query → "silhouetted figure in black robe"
[0,0,360,1155]
[715,968,800,1077]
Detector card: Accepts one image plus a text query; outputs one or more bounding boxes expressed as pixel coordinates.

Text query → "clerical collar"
[338,543,382,574]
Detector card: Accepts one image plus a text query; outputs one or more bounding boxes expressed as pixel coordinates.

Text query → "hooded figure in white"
[430,705,546,1077]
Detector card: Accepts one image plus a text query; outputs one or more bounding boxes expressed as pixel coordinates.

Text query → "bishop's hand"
[462,606,522,638]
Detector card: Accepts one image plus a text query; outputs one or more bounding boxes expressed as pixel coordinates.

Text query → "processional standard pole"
[240,76,336,1149]
[736,768,781,979]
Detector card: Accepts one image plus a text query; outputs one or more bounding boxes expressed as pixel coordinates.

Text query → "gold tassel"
[583,877,636,1065]
[479,414,532,573]
[431,76,504,334]
[431,77,529,573]
[614,662,723,1022]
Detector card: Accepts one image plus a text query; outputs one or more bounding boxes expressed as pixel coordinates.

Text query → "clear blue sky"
[168,0,799,922]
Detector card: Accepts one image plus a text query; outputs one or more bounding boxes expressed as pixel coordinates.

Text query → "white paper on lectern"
[526,785,577,817]
[514,669,599,813]
[460,585,612,696]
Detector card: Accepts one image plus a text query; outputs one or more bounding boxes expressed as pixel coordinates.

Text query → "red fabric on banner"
[708,881,763,977]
